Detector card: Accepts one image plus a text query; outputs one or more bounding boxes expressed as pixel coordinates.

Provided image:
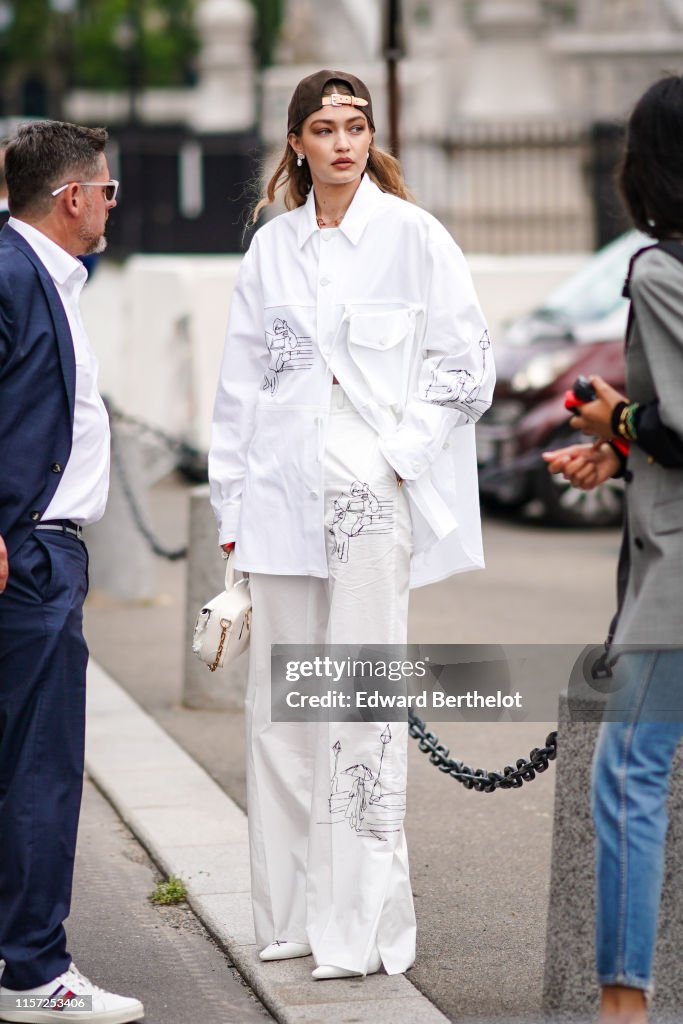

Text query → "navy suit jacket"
[0,224,76,558]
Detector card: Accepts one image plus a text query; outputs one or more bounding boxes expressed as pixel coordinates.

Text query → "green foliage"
[0,0,52,68]
[72,0,198,89]
[0,0,199,91]
[248,0,283,68]
[149,874,188,905]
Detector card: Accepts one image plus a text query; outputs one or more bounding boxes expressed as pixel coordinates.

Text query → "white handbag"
[192,552,251,671]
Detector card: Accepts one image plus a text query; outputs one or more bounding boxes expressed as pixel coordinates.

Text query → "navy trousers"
[0,529,89,990]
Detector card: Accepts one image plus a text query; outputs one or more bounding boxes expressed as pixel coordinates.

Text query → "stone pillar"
[194,0,256,132]
[543,688,683,1021]
[575,0,670,30]
[551,0,683,121]
[277,0,379,65]
[183,485,249,709]
[458,0,560,120]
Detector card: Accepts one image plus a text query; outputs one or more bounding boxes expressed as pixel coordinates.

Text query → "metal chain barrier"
[408,710,558,792]
[106,400,208,477]
[105,399,203,562]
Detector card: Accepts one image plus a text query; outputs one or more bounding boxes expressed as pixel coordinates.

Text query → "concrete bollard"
[183,484,249,709]
[543,687,683,1022]
[88,424,162,601]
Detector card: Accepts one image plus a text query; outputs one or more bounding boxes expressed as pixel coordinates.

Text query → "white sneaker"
[0,963,144,1023]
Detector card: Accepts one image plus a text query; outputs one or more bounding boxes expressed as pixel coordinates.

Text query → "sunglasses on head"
[51,179,119,202]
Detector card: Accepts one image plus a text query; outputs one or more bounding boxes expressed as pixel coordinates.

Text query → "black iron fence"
[103,126,262,257]
[403,119,628,254]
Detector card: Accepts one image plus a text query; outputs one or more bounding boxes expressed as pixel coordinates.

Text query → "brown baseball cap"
[287,69,375,134]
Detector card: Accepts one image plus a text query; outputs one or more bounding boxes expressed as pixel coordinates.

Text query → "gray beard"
[89,234,107,255]
[78,224,108,255]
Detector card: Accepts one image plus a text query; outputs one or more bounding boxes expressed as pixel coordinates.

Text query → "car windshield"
[534,230,650,325]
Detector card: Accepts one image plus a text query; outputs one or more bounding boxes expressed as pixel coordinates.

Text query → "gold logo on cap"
[322,93,369,109]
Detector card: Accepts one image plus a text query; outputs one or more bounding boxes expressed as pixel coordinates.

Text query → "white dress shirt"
[209,175,495,587]
[9,217,110,524]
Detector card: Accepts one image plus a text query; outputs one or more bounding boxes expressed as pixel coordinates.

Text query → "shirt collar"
[8,217,87,289]
[296,174,384,249]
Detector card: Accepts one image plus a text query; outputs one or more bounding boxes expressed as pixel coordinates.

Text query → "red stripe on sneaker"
[47,985,77,1010]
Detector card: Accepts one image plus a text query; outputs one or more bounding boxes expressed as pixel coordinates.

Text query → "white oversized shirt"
[209,175,495,587]
[9,217,110,524]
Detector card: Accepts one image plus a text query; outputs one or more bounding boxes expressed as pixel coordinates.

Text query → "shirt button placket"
[316,233,336,536]
[317,232,336,359]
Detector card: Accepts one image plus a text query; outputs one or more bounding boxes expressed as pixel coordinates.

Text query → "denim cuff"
[597,972,654,1006]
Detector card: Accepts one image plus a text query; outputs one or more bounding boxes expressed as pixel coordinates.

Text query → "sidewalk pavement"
[71,778,273,1024]
[82,474,621,1024]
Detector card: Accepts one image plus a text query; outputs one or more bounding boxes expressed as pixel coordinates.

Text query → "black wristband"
[636,400,683,468]
[606,440,628,479]
[610,402,628,436]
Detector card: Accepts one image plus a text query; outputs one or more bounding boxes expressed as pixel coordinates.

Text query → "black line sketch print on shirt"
[321,726,405,842]
[262,317,314,395]
[329,481,393,562]
[424,329,491,407]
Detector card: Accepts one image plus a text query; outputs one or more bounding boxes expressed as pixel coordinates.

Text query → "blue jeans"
[592,649,683,995]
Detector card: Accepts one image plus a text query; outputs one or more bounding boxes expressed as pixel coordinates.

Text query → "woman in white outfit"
[209,69,495,981]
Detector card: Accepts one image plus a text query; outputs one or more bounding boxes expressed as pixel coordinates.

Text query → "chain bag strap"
[192,551,252,671]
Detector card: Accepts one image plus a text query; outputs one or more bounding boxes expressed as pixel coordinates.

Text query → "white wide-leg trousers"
[245,386,417,974]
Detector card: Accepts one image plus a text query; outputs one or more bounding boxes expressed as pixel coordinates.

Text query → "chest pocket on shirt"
[347,307,417,408]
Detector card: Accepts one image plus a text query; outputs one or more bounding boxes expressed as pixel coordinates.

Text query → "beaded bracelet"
[617,402,641,442]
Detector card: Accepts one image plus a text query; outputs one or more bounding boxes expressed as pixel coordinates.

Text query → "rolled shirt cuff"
[217,503,241,546]
[378,435,429,481]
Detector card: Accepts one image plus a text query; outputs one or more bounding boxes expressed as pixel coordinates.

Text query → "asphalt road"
[84,478,623,1023]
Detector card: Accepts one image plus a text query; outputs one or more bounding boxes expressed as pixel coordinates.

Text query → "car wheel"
[534,433,624,527]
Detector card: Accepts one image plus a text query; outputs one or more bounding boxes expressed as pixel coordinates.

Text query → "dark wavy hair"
[618,74,683,239]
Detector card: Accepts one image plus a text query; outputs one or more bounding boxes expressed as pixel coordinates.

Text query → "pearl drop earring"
[296,153,305,168]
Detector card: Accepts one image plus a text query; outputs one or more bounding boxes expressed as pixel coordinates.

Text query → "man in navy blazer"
[0,122,143,1023]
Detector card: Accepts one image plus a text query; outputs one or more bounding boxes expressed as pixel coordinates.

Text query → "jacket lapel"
[0,223,76,424]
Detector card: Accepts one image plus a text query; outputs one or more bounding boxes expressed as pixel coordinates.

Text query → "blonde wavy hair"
[251,81,411,223]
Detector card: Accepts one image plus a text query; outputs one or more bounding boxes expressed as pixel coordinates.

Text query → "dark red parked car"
[477,231,648,526]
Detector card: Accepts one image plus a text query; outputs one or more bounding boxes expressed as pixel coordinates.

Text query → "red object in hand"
[564,384,630,456]
[563,389,583,412]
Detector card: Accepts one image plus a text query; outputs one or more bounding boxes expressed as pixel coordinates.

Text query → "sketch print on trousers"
[322,726,404,840]
[329,480,393,562]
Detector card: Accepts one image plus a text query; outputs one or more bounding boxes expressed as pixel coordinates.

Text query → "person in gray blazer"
[544,75,683,1024]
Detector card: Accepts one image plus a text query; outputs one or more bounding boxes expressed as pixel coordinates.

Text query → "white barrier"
[82,255,242,452]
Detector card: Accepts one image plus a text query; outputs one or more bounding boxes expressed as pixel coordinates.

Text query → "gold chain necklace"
[316,213,342,228]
